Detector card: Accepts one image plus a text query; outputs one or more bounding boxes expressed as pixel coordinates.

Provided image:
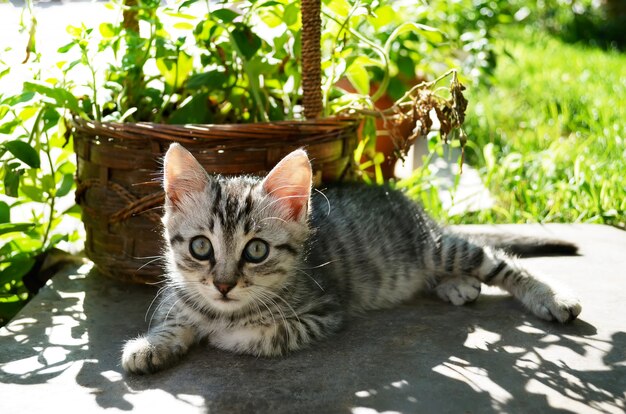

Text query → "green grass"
[403,27,626,229]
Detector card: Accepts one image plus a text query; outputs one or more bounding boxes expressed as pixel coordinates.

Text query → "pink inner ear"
[164,143,208,206]
[262,150,312,221]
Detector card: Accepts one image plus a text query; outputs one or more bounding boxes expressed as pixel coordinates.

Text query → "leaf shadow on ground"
[1,265,624,413]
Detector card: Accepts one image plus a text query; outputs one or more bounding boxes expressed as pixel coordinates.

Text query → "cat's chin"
[209,296,246,313]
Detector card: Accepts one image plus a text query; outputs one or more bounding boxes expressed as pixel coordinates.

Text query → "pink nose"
[214,282,235,296]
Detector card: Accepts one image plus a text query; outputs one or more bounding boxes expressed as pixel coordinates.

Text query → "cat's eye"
[243,239,269,263]
[190,236,213,260]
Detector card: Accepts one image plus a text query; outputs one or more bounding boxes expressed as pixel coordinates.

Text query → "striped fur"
[122,146,581,374]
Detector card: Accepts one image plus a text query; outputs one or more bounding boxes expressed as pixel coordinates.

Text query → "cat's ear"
[262,149,312,221]
[163,143,209,208]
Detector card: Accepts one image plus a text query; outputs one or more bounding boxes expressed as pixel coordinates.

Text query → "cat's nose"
[213,281,236,296]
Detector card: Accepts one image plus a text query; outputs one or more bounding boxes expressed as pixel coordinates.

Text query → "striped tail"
[453,231,578,257]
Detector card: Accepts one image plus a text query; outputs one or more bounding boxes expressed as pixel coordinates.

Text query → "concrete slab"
[1,224,625,414]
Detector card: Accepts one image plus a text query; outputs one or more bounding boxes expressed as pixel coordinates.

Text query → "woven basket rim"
[72,116,361,146]
[73,116,359,132]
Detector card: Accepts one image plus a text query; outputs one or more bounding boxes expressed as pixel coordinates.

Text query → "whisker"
[163,297,183,323]
[260,216,288,224]
[294,268,325,292]
[257,288,301,323]
[137,256,163,271]
[298,260,336,270]
[149,289,179,330]
[259,194,309,214]
[251,288,292,345]
[249,288,276,325]
[146,279,168,286]
[313,188,331,217]
[144,284,172,323]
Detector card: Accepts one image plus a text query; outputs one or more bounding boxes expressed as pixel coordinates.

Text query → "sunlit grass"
[402,27,626,229]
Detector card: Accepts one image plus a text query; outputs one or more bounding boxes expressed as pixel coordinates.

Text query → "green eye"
[243,239,269,263]
[190,236,213,260]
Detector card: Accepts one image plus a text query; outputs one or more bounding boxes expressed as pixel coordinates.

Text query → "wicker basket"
[73,0,360,283]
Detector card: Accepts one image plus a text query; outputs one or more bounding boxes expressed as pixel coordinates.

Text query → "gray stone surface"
[1,224,625,413]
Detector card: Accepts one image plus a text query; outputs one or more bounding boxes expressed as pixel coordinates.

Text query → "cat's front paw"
[121,336,179,375]
[534,294,581,323]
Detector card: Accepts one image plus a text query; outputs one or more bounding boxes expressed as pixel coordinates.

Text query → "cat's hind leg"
[471,246,581,322]
[435,275,481,306]
[427,234,581,322]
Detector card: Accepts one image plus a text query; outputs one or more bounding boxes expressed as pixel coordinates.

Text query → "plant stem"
[322,2,360,117]
[89,60,101,121]
[323,9,389,104]
[40,131,56,251]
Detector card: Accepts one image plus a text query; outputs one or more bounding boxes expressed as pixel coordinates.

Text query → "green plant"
[0,18,84,323]
[0,0,484,324]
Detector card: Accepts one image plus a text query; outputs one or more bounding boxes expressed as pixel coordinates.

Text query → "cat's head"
[162,143,312,314]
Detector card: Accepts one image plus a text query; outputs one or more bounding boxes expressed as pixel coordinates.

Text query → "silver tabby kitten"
[122,143,581,374]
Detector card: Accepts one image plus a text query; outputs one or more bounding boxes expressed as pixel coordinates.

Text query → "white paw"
[121,336,177,375]
[436,276,482,306]
[534,294,581,323]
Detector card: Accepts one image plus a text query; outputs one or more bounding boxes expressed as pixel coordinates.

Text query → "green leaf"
[370,5,397,30]
[56,160,76,175]
[173,22,195,30]
[0,120,20,135]
[99,23,115,38]
[62,204,81,218]
[186,71,228,90]
[284,3,299,26]
[293,29,301,58]
[0,67,9,80]
[0,201,9,224]
[0,257,35,285]
[168,93,214,124]
[23,81,81,113]
[47,233,69,248]
[412,23,445,43]
[56,173,74,197]
[483,143,495,170]
[41,174,55,195]
[387,22,445,47]
[230,24,262,60]
[3,168,22,197]
[3,141,40,168]
[164,11,197,20]
[257,1,281,7]
[324,0,351,17]
[0,223,35,236]
[57,42,76,53]
[177,0,199,10]
[361,117,376,148]
[212,8,239,23]
[66,25,83,37]
[397,55,415,77]
[156,51,194,90]
[19,185,45,203]
[2,92,35,106]
[17,106,38,122]
[0,104,9,121]
[346,63,370,95]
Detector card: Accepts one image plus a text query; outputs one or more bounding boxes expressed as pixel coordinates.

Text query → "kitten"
[121,144,581,374]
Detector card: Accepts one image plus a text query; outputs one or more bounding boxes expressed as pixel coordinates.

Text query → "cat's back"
[310,182,436,235]
[305,183,441,311]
